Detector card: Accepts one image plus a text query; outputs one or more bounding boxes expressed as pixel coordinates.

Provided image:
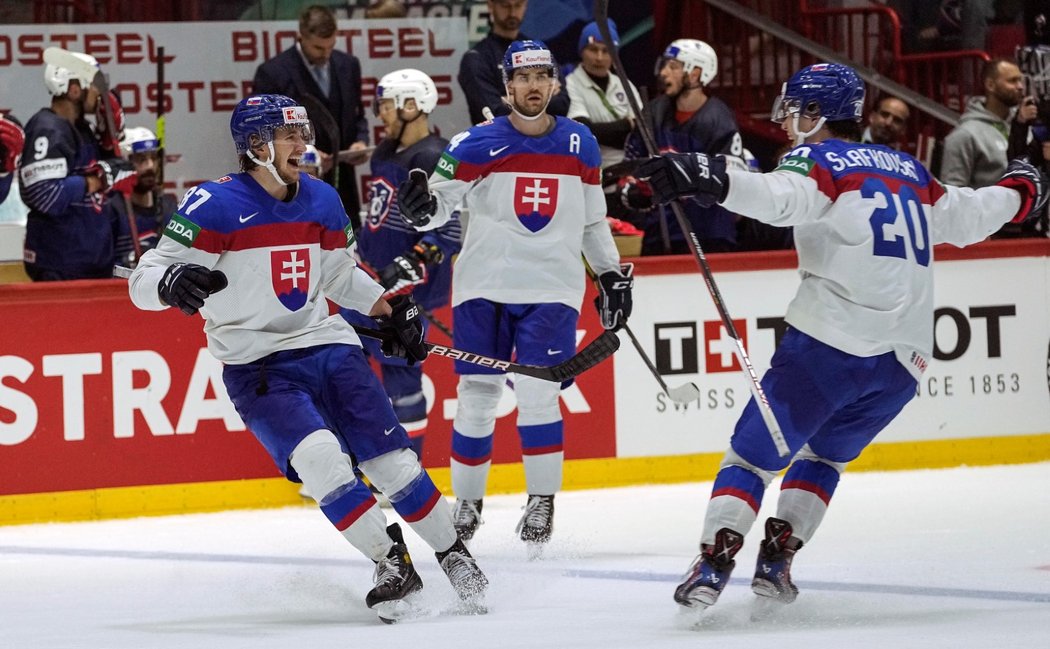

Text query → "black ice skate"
[366,523,423,624]
[673,527,744,609]
[453,498,484,541]
[516,494,554,550]
[436,537,489,613]
[751,517,803,604]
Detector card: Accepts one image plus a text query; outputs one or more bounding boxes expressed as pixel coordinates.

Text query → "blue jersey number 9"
[863,177,930,267]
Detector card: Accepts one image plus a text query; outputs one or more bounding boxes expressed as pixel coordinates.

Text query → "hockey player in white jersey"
[397,40,633,553]
[127,94,487,622]
[637,63,1047,614]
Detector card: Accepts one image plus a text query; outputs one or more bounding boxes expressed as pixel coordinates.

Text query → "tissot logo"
[654,322,699,375]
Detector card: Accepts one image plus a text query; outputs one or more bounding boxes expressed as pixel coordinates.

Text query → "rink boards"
[1,240,1048,524]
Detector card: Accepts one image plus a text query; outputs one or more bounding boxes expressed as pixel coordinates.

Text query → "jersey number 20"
[863,177,930,267]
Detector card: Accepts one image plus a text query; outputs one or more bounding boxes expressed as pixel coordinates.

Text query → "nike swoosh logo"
[239,212,259,223]
[383,426,396,436]
[546,349,560,356]
[489,145,510,157]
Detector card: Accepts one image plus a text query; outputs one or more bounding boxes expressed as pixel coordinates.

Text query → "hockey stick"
[592,2,788,456]
[621,323,700,404]
[44,46,143,262]
[357,324,618,383]
[156,46,166,190]
[590,263,699,404]
[112,266,618,382]
[420,307,454,340]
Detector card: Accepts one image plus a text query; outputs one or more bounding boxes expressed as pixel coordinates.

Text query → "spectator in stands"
[365,0,407,18]
[20,51,136,281]
[566,19,641,169]
[109,126,176,266]
[0,112,28,223]
[458,0,569,124]
[252,4,370,229]
[941,57,1030,188]
[622,39,747,255]
[862,95,911,148]
[891,0,995,52]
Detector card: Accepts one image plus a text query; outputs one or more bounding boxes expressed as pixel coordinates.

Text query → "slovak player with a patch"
[128,94,488,623]
[396,40,633,555]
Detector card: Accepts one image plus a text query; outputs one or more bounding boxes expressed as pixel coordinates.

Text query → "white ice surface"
[2,462,1048,648]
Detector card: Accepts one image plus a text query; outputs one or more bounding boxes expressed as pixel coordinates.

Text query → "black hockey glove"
[376,295,428,365]
[377,241,445,295]
[158,263,228,316]
[636,152,729,207]
[594,263,634,331]
[618,175,655,212]
[397,169,437,228]
[996,157,1049,223]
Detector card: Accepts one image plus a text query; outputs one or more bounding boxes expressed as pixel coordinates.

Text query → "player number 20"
[863,177,930,267]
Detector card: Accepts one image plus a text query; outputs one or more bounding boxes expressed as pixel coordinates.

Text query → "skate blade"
[371,596,419,624]
[673,600,711,629]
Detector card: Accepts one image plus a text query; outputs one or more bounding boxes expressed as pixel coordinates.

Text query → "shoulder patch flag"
[775,156,815,176]
[163,213,201,248]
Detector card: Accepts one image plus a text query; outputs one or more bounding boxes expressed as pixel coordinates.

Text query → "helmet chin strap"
[791,114,826,146]
[247,142,292,186]
[392,106,424,148]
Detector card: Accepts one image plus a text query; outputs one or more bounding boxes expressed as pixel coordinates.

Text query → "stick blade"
[666,382,701,404]
[549,329,620,382]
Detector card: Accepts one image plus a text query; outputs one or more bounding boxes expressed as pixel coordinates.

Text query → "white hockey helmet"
[301,144,322,172]
[44,51,100,96]
[373,68,439,116]
[120,126,160,156]
[659,39,718,86]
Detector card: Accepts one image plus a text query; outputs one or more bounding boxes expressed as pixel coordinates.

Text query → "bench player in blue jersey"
[398,40,633,554]
[638,63,1047,615]
[128,94,487,622]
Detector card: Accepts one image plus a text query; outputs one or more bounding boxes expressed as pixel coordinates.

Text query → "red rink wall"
[1,240,1048,525]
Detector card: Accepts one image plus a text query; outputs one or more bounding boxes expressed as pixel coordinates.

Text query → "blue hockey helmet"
[230,94,315,155]
[578,19,620,54]
[771,63,865,124]
[501,39,557,84]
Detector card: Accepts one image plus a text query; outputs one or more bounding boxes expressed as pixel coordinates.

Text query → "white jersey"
[419,116,620,310]
[722,139,1022,379]
[129,173,384,364]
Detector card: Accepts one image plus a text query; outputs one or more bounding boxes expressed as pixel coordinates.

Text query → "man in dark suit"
[458,0,569,125]
[253,4,370,229]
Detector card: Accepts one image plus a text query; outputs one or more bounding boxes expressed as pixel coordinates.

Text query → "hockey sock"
[702,465,766,546]
[451,430,493,500]
[388,470,457,552]
[776,458,841,542]
[519,421,564,495]
[319,479,391,560]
